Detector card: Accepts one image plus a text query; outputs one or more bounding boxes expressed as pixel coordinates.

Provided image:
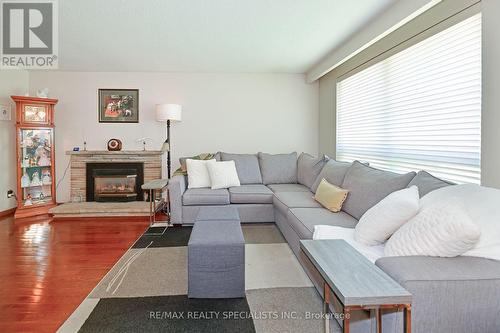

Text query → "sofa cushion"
[220,152,262,184]
[195,206,240,221]
[341,161,416,219]
[376,255,500,284]
[311,159,352,193]
[408,170,453,197]
[183,188,230,206]
[273,191,321,216]
[258,152,297,185]
[286,208,358,239]
[375,256,500,333]
[297,153,328,190]
[228,185,273,204]
[267,184,310,193]
[182,204,274,224]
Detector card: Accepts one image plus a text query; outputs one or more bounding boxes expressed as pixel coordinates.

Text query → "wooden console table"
[300,239,412,333]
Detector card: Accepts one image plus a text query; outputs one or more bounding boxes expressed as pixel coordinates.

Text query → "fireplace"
[86,163,144,202]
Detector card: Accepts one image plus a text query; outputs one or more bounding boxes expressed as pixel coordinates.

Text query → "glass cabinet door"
[19,129,53,206]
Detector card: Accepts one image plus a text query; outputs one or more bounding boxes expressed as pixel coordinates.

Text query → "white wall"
[481,0,500,188]
[0,70,29,212]
[28,72,318,202]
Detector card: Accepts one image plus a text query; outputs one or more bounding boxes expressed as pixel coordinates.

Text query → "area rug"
[58,224,341,332]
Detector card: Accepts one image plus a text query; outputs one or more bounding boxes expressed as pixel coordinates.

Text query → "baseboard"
[0,207,16,219]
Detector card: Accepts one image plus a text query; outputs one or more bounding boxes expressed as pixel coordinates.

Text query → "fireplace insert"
[86,163,144,202]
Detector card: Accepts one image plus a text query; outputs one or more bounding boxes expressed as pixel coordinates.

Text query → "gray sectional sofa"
[168,152,500,333]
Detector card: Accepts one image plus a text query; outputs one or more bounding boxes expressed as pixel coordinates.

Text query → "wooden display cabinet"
[11,96,58,219]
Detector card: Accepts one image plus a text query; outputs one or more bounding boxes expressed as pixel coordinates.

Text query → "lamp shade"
[156,104,182,122]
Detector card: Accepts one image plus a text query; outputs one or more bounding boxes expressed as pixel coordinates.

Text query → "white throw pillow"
[206,161,241,189]
[385,199,481,257]
[420,184,500,261]
[355,186,420,246]
[186,159,215,189]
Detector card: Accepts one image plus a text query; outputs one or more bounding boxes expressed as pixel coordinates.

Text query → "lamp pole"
[156,103,181,179]
[167,119,171,179]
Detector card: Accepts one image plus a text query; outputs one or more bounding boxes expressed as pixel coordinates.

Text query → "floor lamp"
[156,104,182,179]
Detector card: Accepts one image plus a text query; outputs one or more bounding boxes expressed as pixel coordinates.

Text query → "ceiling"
[57,0,396,73]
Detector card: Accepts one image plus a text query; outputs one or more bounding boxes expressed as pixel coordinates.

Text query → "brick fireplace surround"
[67,150,162,202]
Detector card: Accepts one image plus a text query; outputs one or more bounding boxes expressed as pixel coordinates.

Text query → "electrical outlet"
[0,105,11,121]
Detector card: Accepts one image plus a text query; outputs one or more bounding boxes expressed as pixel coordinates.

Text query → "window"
[336,14,481,184]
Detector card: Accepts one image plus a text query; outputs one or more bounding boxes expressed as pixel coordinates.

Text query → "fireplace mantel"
[66,150,163,156]
[67,150,162,202]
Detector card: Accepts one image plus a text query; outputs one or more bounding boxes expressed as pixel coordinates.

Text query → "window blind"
[336,13,481,184]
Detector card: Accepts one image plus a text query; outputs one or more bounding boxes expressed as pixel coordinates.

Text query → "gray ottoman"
[188,207,245,298]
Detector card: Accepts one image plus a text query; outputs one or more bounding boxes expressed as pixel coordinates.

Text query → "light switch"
[0,105,11,121]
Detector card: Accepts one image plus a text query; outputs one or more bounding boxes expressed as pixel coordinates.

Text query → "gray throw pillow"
[341,161,416,220]
[311,159,352,192]
[297,153,329,190]
[258,152,298,185]
[408,170,454,197]
[220,152,263,184]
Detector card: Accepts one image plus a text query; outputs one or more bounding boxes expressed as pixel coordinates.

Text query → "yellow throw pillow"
[313,178,349,213]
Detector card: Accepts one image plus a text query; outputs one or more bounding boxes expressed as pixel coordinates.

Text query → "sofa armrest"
[375,256,500,333]
[168,175,187,224]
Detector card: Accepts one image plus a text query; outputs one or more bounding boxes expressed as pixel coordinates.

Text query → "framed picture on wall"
[98,89,139,123]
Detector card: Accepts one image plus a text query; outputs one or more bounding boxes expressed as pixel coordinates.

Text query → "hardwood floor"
[0,214,149,333]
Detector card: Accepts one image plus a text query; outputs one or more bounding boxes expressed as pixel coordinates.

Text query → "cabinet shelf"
[20,146,52,149]
[21,183,52,189]
[26,197,53,205]
[21,165,52,169]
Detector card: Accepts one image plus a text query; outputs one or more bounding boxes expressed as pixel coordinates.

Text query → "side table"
[142,179,170,233]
